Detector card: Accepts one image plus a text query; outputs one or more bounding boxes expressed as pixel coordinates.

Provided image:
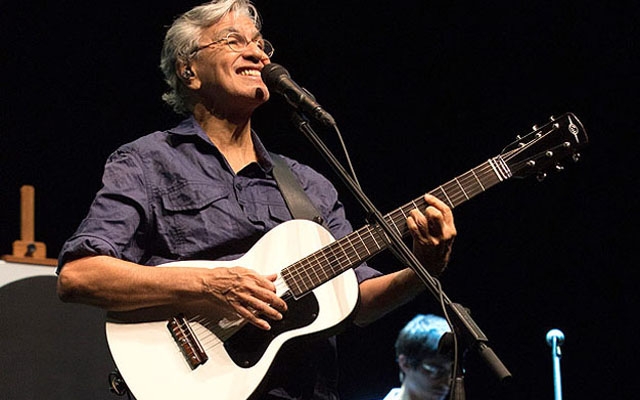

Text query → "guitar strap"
[270,152,325,226]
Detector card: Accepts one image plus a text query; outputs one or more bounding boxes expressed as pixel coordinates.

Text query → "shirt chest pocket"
[161,182,229,212]
[157,182,232,253]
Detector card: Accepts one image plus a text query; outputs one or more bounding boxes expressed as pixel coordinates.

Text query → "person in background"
[55,1,457,399]
[383,314,454,400]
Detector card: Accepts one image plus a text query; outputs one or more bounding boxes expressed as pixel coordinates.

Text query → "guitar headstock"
[502,112,588,180]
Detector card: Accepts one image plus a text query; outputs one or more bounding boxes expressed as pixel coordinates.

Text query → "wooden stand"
[2,185,57,266]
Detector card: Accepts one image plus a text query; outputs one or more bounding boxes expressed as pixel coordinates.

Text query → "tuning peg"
[550,115,556,121]
[572,153,581,162]
[555,163,565,171]
[532,124,539,130]
[536,172,547,182]
[545,150,554,158]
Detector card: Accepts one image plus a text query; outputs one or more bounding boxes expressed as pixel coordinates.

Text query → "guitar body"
[105,220,359,400]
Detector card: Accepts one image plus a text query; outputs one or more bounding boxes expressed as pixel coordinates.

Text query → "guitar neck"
[281,155,512,298]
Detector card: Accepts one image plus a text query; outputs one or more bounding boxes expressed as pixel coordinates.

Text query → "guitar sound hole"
[223,292,319,368]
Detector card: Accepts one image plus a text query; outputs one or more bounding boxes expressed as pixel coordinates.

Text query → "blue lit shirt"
[58,116,380,282]
[57,116,381,399]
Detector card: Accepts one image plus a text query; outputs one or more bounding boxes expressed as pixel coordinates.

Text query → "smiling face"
[182,11,271,119]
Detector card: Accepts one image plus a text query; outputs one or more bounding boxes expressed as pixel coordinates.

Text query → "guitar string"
[165,129,565,366]
[177,161,503,360]
[282,160,504,294]
[282,163,498,293]
[176,130,565,359]
[229,123,571,350]
[179,163,502,357]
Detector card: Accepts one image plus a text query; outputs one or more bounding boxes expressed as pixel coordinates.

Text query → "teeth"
[239,69,260,76]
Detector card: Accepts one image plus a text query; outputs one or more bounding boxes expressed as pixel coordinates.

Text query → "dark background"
[1,1,637,399]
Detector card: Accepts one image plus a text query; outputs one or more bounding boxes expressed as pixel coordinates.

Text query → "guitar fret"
[371,225,387,252]
[442,181,463,208]
[458,170,482,199]
[335,239,354,268]
[283,155,509,298]
[314,250,329,285]
[304,256,319,289]
[410,199,420,213]
[298,258,314,293]
[283,265,304,296]
[392,213,403,238]
[395,202,421,237]
[437,186,454,208]
[371,214,400,250]
[356,232,372,257]
[370,221,389,251]
[328,246,345,273]
[470,168,486,191]
[346,235,360,263]
[399,205,409,220]
[454,177,470,200]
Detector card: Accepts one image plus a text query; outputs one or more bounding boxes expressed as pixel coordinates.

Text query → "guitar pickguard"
[224,292,319,368]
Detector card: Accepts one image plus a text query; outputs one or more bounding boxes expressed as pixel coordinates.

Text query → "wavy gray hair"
[159,0,261,115]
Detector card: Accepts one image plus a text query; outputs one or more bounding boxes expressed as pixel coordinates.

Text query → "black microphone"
[261,63,336,127]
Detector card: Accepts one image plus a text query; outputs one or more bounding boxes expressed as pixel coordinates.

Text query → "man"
[56,1,457,399]
[384,314,454,400]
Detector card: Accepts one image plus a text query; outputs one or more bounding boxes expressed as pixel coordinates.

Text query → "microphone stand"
[290,112,512,398]
[546,329,564,400]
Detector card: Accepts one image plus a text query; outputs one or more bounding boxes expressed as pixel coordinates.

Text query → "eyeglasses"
[191,32,274,58]
[421,362,452,378]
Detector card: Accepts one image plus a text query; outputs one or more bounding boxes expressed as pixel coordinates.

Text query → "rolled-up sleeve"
[57,148,148,271]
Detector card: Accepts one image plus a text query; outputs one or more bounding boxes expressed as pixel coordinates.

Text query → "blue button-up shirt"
[59,117,379,277]
[58,116,381,399]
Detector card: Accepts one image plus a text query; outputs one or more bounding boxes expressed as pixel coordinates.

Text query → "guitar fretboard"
[281,156,512,298]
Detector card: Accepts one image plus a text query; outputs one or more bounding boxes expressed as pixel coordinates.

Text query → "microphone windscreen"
[261,63,289,87]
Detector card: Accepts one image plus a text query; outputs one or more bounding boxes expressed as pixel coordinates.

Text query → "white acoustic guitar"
[105,113,587,400]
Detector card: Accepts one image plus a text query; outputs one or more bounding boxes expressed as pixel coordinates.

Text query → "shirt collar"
[166,116,210,142]
[167,116,275,173]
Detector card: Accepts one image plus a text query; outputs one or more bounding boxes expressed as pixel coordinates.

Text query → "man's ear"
[398,354,410,372]
[177,62,200,89]
[182,68,194,79]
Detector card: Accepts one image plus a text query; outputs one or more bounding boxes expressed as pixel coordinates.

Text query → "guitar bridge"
[167,314,208,370]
